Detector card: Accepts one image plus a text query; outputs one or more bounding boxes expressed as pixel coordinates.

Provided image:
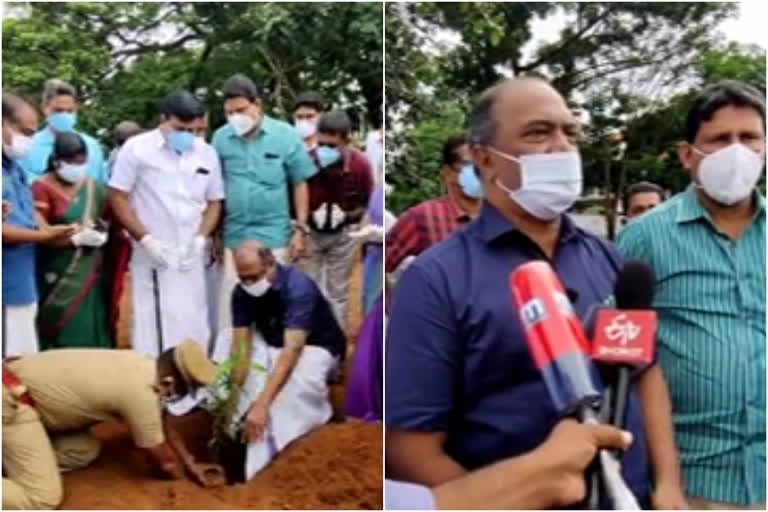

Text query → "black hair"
[441,133,467,167]
[157,347,190,396]
[160,90,205,123]
[222,74,260,103]
[623,181,664,213]
[685,80,765,143]
[293,91,325,113]
[317,110,351,138]
[46,132,88,172]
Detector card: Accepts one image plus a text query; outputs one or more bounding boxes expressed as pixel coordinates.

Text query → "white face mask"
[228,113,256,137]
[295,119,317,139]
[693,143,764,205]
[56,162,87,183]
[3,131,34,160]
[241,276,271,297]
[489,148,583,220]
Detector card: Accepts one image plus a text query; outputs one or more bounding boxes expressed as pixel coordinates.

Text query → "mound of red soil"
[62,247,381,509]
[61,416,382,510]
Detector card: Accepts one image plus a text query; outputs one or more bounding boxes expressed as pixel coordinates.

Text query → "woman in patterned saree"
[32,132,112,349]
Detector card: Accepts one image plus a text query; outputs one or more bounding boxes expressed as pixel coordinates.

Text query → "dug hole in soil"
[60,257,382,509]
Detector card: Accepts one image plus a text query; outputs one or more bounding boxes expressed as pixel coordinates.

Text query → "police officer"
[2,340,224,510]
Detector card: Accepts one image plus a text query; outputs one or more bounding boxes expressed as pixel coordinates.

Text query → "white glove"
[348,223,385,245]
[71,228,108,248]
[178,235,206,272]
[330,203,346,230]
[312,202,327,229]
[140,234,172,269]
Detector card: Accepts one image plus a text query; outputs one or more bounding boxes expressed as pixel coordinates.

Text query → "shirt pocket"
[183,159,213,201]
[256,154,285,187]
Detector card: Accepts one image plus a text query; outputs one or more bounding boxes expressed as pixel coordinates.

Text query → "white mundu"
[2,303,39,358]
[109,129,225,356]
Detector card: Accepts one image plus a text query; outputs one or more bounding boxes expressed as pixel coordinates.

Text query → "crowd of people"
[2,63,765,512]
[2,75,384,509]
[385,78,765,510]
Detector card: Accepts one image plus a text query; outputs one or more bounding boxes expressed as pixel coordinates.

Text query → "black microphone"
[591,261,657,432]
[511,261,641,510]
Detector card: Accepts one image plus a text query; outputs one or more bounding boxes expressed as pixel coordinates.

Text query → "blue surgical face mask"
[458,164,484,199]
[168,130,195,153]
[48,112,77,133]
[317,145,341,168]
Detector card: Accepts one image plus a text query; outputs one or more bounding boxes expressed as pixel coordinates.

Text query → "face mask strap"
[691,145,709,158]
[486,146,520,164]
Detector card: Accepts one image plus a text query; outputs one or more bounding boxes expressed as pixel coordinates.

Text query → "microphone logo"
[591,310,657,365]
[604,313,641,347]
[520,297,547,328]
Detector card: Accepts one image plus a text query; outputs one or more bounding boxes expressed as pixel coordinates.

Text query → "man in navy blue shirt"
[228,241,345,450]
[2,94,76,357]
[386,78,687,509]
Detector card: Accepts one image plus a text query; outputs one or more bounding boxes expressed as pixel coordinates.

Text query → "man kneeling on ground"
[2,340,224,510]
[211,240,346,480]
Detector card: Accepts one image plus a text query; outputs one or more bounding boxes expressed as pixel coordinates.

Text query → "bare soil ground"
[59,254,383,509]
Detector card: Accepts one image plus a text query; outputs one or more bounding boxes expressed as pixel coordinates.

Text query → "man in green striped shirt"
[618,80,765,510]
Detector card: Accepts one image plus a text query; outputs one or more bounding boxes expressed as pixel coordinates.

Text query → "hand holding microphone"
[539,419,634,507]
[510,260,641,510]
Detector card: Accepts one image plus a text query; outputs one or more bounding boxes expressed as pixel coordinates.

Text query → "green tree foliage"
[3,2,382,143]
[386,2,763,219]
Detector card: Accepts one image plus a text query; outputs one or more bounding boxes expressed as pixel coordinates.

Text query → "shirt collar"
[472,202,578,245]
[440,195,472,223]
[271,263,288,291]
[38,126,88,143]
[1,153,23,175]
[676,184,766,224]
[151,128,167,149]
[2,153,14,170]
[37,127,55,144]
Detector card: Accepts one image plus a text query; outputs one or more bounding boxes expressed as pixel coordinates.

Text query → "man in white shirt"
[108,90,224,356]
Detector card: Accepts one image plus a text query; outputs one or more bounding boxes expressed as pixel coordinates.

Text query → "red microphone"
[510,261,601,416]
[512,260,641,510]
[590,261,657,430]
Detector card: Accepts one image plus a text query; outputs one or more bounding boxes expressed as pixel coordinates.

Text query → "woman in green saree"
[32,132,112,349]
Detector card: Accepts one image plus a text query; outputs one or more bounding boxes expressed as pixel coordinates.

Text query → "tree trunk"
[603,147,616,241]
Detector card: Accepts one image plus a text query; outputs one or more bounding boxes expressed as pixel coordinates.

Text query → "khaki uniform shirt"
[7,349,164,448]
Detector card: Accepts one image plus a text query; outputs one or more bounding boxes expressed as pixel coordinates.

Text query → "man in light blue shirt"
[618,80,766,509]
[2,94,77,357]
[212,74,317,332]
[18,79,106,183]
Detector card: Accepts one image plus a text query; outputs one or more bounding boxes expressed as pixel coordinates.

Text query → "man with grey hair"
[18,79,106,183]
[106,121,142,177]
[386,77,686,509]
[207,240,345,481]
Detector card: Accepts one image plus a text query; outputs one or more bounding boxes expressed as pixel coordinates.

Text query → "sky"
[524,1,766,57]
